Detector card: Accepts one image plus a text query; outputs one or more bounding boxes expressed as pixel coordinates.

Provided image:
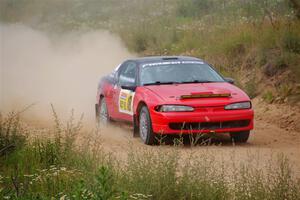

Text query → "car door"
[103,64,121,119]
[112,61,137,122]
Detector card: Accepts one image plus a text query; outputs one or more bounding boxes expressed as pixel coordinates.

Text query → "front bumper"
[150,108,254,134]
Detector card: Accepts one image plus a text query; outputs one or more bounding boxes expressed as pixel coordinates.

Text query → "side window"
[119,62,137,86]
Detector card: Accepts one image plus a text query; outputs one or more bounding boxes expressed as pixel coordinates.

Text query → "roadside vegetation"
[1,0,299,104]
[1,112,300,200]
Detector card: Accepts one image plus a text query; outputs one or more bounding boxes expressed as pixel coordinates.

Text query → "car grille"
[169,120,250,130]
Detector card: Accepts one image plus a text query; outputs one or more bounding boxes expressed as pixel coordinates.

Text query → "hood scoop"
[180,91,231,99]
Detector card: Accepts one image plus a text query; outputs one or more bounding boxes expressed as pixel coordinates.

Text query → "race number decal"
[119,89,135,115]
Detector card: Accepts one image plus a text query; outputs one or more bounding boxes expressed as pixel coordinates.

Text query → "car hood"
[144,82,250,107]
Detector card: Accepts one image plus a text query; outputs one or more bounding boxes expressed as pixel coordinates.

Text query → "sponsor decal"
[119,89,135,115]
[142,61,204,67]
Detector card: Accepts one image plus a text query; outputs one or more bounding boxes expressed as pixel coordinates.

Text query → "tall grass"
[1,112,300,199]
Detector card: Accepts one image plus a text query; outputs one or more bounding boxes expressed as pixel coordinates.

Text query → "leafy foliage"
[0,112,26,157]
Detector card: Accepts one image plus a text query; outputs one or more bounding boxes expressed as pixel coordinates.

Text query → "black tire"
[230,131,250,143]
[139,106,155,145]
[96,97,110,126]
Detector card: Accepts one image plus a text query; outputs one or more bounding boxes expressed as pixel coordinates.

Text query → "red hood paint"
[144,83,250,107]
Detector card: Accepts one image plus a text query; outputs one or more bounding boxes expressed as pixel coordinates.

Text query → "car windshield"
[140,62,225,85]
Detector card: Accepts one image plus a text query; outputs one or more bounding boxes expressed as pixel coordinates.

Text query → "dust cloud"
[0,24,134,126]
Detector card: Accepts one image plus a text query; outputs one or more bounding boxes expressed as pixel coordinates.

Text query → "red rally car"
[96,56,254,145]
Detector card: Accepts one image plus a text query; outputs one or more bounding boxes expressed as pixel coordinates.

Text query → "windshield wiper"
[181,80,216,84]
[143,81,180,86]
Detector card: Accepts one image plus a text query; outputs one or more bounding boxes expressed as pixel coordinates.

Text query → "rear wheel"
[139,106,155,145]
[230,131,250,143]
[96,97,110,126]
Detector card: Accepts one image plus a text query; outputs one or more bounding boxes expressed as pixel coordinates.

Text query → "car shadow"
[155,133,252,147]
[115,123,252,147]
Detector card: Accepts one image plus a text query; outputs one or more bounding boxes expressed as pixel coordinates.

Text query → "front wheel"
[139,106,155,145]
[230,131,250,143]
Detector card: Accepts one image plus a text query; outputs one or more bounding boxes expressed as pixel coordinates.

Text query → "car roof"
[128,56,204,66]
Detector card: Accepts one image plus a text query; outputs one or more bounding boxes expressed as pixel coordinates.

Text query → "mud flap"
[95,104,99,118]
[133,114,139,137]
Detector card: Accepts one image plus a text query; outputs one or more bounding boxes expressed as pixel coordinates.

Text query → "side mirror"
[121,85,137,91]
[224,77,235,84]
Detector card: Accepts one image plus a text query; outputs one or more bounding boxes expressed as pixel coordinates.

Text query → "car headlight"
[158,105,194,112]
[225,102,251,110]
